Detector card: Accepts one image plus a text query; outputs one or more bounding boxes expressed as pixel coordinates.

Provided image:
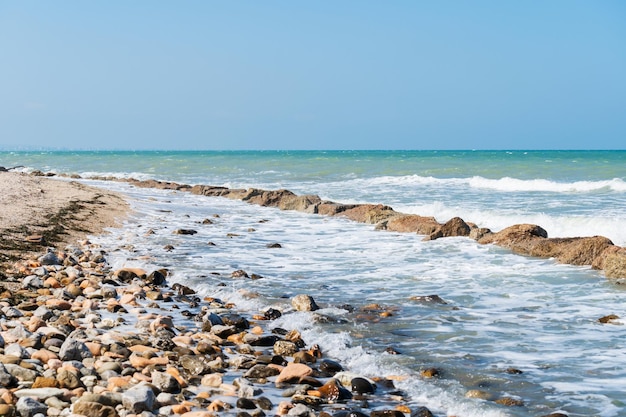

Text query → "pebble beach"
[0,172,442,417]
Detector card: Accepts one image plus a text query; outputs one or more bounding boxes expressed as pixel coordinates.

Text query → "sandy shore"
[0,172,128,274]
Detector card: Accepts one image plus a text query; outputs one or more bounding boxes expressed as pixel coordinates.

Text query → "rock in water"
[291,294,320,311]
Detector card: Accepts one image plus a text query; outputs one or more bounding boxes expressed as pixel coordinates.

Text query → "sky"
[0,1,625,151]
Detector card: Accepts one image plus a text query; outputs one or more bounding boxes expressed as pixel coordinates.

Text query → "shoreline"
[0,173,441,417]
[0,171,592,417]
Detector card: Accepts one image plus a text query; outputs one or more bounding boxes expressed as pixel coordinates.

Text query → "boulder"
[426,217,471,240]
[291,294,319,312]
[277,194,322,213]
[377,214,440,234]
[598,249,626,279]
[338,204,397,224]
[242,189,296,207]
[316,202,356,216]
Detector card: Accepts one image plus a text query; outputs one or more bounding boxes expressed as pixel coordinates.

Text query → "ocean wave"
[396,202,626,246]
[344,175,626,194]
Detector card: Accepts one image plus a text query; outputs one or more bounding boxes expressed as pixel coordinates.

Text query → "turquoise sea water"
[2,150,626,416]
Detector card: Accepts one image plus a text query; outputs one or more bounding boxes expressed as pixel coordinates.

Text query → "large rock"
[426,217,472,240]
[277,194,322,213]
[242,189,297,207]
[291,294,319,312]
[533,236,614,265]
[377,214,440,234]
[317,202,357,216]
[601,249,626,279]
[479,224,616,269]
[338,204,397,224]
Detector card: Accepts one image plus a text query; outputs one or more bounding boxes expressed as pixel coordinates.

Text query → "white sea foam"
[340,174,626,194]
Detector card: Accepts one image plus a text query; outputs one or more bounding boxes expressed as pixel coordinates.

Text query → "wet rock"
[602,250,626,279]
[319,359,343,375]
[236,398,257,410]
[598,314,620,324]
[266,243,282,248]
[420,368,440,378]
[495,397,524,406]
[293,351,317,364]
[147,270,167,286]
[275,363,313,384]
[277,194,322,213]
[409,295,447,305]
[376,214,440,235]
[410,407,434,417]
[339,204,397,224]
[287,403,315,417]
[231,270,250,278]
[173,229,198,235]
[264,308,282,320]
[180,355,211,376]
[274,340,299,356]
[172,283,196,295]
[465,389,495,400]
[351,377,375,394]
[244,364,281,379]
[426,217,471,241]
[222,313,250,330]
[370,411,405,417]
[291,294,320,312]
[316,378,352,401]
[115,267,147,282]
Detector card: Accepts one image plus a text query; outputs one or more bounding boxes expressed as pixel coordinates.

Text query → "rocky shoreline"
[87,175,626,280]
[1,243,442,417]
[0,171,600,417]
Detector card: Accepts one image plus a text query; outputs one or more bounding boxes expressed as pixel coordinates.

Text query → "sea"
[2,150,626,417]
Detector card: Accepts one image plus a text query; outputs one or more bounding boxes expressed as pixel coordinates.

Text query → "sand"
[0,172,129,270]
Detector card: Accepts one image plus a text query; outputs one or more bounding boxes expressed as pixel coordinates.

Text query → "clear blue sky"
[1,1,625,150]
